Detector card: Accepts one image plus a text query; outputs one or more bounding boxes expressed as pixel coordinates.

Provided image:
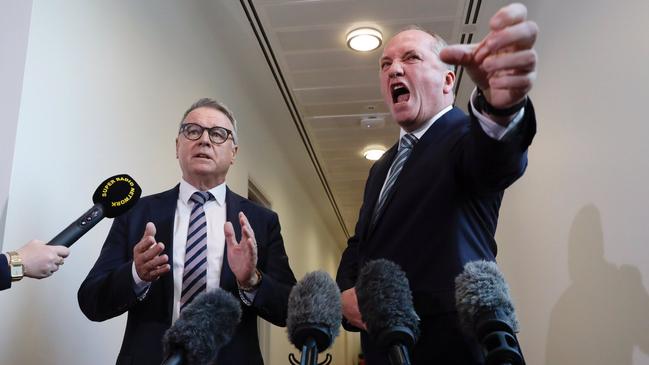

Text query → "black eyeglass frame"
[179,123,235,145]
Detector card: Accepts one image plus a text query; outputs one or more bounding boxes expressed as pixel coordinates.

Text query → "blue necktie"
[180,191,212,311]
[371,133,418,227]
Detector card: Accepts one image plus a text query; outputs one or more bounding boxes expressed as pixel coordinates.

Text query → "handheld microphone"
[356,259,420,365]
[455,260,525,365]
[162,289,242,365]
[48,174,141,247]
[287,271,341,365]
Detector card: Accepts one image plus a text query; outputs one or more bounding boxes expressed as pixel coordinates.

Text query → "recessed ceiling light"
[363,148,386,161]
[346,28,382,52]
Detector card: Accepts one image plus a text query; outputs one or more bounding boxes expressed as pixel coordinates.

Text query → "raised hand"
[225,212,259,288]
[441,3,538,109]
[133,222,170,282]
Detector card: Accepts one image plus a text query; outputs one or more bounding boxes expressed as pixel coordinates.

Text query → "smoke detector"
[360,116,385,129]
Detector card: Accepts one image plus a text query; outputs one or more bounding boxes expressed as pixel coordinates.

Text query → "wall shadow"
[546,204,649,364]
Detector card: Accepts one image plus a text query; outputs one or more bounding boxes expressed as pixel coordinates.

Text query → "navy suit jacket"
[78,185,296,365]
[1,254,10,291]
[336,103,536,363]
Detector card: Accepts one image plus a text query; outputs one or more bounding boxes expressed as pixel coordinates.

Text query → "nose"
[387,61,404,78]
[198,128,212,145]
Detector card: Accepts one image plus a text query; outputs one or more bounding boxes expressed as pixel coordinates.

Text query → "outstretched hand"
[440,3,538,109]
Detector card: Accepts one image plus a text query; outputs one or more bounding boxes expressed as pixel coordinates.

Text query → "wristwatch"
[238,268,262,292]
[8,251,24,282]
[474,88,527,117]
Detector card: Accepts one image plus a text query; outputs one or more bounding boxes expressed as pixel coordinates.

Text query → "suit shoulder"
[118,185,178,218]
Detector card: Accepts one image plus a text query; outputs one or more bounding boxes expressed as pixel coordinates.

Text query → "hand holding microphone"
[48,174,141,247]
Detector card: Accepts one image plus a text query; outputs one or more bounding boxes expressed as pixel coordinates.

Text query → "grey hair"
[394,25,454,71]
[180,98,239,144]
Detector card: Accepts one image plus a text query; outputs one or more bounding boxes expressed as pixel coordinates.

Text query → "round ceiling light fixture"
[346,27,383,52]
[363,147,386,161]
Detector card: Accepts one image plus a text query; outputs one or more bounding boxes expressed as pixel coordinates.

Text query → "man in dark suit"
[78,98,296,364]
[336,4,538,364]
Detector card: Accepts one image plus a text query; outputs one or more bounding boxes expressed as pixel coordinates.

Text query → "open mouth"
[194,153,211,160]
[391,83,410,104]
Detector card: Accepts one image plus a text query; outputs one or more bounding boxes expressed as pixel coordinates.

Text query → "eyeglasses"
[179,123,235,145]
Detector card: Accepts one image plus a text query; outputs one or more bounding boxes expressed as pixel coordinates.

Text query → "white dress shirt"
[132,179,227,322]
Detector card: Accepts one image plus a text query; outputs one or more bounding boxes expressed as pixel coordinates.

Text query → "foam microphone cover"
[92,174,142,218]
[163,289,242,365]
[287,271,342,352]
[356,259,420,347]
[454,260,519,334]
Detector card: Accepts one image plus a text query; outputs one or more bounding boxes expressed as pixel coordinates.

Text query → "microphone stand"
[288,337,333,365]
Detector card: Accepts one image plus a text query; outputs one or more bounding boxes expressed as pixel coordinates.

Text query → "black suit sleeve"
[247,211,297,327]
[1,254,11,291]
[336,165,379,332]
[336,161,381,293]
[77,214,140,321]
[457,99,537,194]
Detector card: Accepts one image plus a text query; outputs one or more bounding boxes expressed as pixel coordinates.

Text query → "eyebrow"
[403,50,419,58]
[379,49,419,64]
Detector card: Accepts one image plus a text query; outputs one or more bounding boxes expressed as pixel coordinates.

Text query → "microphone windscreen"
[92,174,142,218]
[356,259,419,340]
[455,260,519,334]
[163,289,241,364]
[287,271,341,351]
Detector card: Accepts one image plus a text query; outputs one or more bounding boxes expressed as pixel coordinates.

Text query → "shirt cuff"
[469,88,525,141]
[131,262,150,300]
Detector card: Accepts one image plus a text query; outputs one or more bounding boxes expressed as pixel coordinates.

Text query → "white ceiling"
[242,0,488,236]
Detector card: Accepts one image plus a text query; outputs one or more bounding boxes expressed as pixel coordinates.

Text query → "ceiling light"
[346,28,382,52]
[363,148,386,161]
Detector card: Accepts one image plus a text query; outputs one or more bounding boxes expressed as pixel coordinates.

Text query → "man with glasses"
[78,98,296,365]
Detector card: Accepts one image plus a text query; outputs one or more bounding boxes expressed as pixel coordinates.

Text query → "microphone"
[48,174,141,247]
[356,259,419,365]
[455,260,525,365]
[162,289,242,365]
[287,271,341,365]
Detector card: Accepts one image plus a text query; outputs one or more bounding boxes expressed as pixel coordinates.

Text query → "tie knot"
[400,133,418,150]
[190,191,212,205]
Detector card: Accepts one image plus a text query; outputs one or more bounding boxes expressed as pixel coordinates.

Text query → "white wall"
[492,1,649,364]
[0,0,32,247]
[0,1,352,364]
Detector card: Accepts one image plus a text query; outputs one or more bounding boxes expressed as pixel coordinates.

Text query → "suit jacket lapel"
[154,185,179,324]
[367,108,463,236]
[365,145,397,238]
[220,187,240,292]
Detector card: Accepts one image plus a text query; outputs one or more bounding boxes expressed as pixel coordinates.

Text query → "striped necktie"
[371,133,418,227]
[180,191,212,311]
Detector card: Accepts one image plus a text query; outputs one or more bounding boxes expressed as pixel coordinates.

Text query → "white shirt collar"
[398,105,453,147]
[179,178,226,206]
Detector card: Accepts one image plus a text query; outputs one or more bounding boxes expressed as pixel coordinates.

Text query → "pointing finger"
[490,3,528,31]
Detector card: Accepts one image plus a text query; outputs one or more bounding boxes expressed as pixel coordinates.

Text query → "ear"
[175,137,179,159]
[230,145,238,165]
[443,70,456,94]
